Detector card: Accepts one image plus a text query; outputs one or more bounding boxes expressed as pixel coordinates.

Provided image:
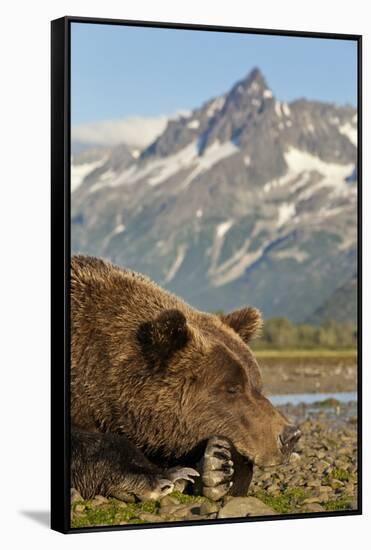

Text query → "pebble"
[302,497,321,504]
[306,480,321,488]
[302,503,325,513]
[159,504,185,515]
[74,504,86,513]
[289,452,301,463]
[138,512,164,523]
[91,495,109,506]
[249,403,357,515]
[71,488,82,504]
[330,480,344,489]
[160,495,180,506]
[199,501,220,515]
[218,497,276,518]
[161,503,202,519]
[71,404,358,527]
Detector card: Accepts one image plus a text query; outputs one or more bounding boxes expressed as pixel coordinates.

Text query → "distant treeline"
[214,313,357,349]
[253,318,357,350]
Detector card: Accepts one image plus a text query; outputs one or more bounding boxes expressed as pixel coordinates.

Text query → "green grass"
[251,488,308,514]
[254,349,357,359]
[322,496,353,511]
[331,468,351,482]
[252,487,355,515]
[70,492,208,529]
[313,398,341,408]
[170,491,207,504]
[71,498,161,528]
[323,467,352,485]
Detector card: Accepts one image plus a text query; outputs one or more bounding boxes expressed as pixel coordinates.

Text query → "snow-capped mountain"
[71,68,358,323]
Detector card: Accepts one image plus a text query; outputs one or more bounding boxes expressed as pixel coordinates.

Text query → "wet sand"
[258,354,357,395]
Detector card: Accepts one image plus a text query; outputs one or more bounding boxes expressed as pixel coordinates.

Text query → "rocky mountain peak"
[234,66,271,95]
[71,66,357,324]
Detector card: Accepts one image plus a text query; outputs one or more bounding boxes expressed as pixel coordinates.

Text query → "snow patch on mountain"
[101,223,126,250]
[187,119,200,129]
[212,241,265,287]
[165,245,187,282]
[284,148,354,194]
[181,140,240,188]
[275,101,282,118]
[89,139,240,191]
[71,159,107,192]
[169,110,192,120]
[91,142,197,190]
[277,203,296,227]
[282,102,291,117]
[273,247,309,263]
[206,97,225,117]
[339,122,357,146]
[216,220,234,238]
[148,143,198,186]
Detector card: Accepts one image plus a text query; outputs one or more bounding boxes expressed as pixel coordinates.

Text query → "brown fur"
[71,255,292,467]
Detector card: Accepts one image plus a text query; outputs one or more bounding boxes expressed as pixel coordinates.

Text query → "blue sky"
[71,22,357,126]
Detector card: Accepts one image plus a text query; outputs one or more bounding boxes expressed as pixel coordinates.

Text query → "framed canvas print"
[51,16,362,533]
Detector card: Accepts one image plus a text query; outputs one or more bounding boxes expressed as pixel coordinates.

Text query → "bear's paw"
[202,437,234,501]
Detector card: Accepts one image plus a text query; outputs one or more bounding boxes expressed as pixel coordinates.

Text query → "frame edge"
[51,16,70,534]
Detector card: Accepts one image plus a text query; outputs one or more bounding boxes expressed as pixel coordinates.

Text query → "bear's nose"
[279,425,301,450]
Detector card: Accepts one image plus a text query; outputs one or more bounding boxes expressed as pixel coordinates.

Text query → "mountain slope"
[307,277,358,325]
[71,68,357,323]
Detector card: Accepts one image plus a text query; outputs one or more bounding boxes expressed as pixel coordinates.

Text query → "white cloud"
[71,115,170,149]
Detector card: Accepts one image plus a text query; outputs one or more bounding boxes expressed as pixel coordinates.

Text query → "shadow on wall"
[19,510,50,529]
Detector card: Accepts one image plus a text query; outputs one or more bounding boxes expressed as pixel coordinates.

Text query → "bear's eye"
[227,386,241,395]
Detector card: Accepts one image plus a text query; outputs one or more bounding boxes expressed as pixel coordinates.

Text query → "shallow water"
[269,391,357,406]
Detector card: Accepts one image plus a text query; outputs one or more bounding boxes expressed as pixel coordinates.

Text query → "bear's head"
[135,306,300,467]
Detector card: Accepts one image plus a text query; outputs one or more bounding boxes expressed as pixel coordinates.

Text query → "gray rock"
[116,493,136,503]
[74,503,86,513]
[160,495,181,506]
[218,497,276,518]
[173,504,201,519]
[303,497,321,504]
[71,488,83,504]
[91,495,109,506]
[302,503,325,513]
[289,452,301,464]
[330,479,345,490]
[159,504,185,515]
[199,501,220,515]
[266,483,280,494]
[138,512,163,523]
[306,480,321,488]
[160,503,202,518]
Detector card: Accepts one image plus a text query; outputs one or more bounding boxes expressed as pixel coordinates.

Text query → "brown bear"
[71,255,301,502]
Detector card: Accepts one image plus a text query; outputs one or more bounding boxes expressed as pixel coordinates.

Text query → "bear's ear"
[220,307,263,344]
[136,309,189,370]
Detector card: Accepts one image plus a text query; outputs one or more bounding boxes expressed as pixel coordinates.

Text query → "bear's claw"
[202,436,234,501]
[139,467,199,501]
[167,467,200,484]
[143,478,175,500]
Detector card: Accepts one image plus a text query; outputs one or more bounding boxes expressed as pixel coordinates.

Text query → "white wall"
[0,0,369,547]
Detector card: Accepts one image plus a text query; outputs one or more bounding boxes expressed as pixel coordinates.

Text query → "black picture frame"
[51,15,362,534]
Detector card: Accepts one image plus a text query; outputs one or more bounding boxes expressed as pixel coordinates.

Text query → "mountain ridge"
[71,67,357,324]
